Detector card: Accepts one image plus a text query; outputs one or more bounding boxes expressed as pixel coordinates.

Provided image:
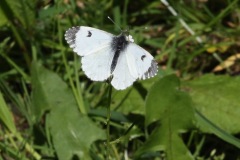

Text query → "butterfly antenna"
[107,16,122,31]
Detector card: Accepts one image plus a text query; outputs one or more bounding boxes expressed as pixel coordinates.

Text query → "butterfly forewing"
[65,26,114,81]
[125,43,155,79]
[65,26,113,56]
[141,60,158,80]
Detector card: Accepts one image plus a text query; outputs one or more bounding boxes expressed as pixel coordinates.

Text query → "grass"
[0,0,240,159]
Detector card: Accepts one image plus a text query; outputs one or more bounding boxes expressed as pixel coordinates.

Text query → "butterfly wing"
[125,43,158,79]
[65,26,113,56]
[81,44,114,81]
[111,50,137,90]
[65,26,114,81]
[111,43,158,90]
[65,26,158,89]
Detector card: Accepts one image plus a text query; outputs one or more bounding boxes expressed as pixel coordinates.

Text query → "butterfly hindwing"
[111,50,137,90]
[81,44,114,81]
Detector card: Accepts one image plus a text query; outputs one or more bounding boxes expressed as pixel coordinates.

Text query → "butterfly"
[65,26,158,90]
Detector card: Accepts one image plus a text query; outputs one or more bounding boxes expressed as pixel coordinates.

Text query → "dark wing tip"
[65,26,80,49]
[141,60,158,80]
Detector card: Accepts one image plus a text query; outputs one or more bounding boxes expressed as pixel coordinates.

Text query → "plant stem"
[106,83,113,159]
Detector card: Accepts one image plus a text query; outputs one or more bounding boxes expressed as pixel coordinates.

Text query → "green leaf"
[145,75,194,127]
[31,61,61,121]
[182,74,240,134]
[136,75,194,160]
[111,77,159,115]
[182,74,240,149]
[112,87,145,115]
[47,108,105,160]
[31,61,105,160]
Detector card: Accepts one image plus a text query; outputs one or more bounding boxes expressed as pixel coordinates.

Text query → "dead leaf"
[213,54,240,72]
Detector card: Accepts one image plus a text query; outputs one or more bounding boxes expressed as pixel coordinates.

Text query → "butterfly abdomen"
[110,34,129,73]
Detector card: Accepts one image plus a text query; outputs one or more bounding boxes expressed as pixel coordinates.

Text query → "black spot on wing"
[87,31,92,37]
[141,60,158,79]
[110,34,129,73]
[65,26,80,49]
[141,55,146,61]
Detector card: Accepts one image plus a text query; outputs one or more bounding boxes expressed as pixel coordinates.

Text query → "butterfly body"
[110,33,130,73]
[65,26,158,90]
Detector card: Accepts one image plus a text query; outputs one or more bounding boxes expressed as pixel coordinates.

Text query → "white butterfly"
[65,26,158,90]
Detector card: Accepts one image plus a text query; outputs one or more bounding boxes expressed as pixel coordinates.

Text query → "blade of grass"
[204,0,239,29]
[123,0,129,28]
[58,2,86,114]
[166,23,180,70]
[61,39,87,114]
[0,54,30,82]
[0,91,41,159]
[74,53,86,113]
[0,91,16,133]
[196,110,240,149]
[0,0,31,67]
[0,141,27,160]
[160,0,232,74]
[113,6,121,31]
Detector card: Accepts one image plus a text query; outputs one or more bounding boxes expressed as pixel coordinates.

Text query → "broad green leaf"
[31,61,105,160]
[112,77,159,115]
[31,61,60,121]
[112,87,145,115]
[145,75,194,127]
[136,75,194,160]
[47,107,105,160]
[182,74,240,134]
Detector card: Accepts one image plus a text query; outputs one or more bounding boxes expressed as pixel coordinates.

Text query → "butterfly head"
[127,35,134,42]
[122,30,134,43]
